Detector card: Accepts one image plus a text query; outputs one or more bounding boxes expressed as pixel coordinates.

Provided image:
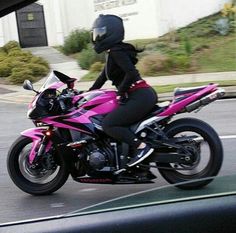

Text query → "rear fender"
[21,128,51,164]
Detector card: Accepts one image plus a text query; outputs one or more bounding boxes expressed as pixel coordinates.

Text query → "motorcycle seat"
[174,85,207,96]
[130,103,169,132]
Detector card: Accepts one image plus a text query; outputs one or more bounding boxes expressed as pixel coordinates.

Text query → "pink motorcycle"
[7,71,225,195]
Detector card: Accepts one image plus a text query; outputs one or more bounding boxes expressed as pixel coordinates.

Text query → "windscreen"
[39,72,64,93]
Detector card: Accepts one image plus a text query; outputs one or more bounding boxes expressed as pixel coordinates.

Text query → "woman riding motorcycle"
[89,14,158,167]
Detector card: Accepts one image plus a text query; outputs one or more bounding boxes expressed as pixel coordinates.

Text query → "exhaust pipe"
[184,88,225,113]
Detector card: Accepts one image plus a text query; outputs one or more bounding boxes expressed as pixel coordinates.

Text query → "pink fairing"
[66,99,118,125]
[21,128,52,164]
[21,128,45,141]
[86,99,118,116]
[159,84,217,116]
[41,90,118,132]
[44,98,118,129]
[42,118,84,130]
[66,91,118,124]
[83,91,117,109]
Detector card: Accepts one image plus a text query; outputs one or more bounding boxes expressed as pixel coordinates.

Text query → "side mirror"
[23,80,34,91]
[23,80,39,94]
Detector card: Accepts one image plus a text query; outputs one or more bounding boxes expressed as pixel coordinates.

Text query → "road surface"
[0,99,235,224]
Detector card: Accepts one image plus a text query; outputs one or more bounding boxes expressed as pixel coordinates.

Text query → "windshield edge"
[1,191,235,227]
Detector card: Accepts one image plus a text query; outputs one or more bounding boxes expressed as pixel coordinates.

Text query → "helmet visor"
[92,26,107,42]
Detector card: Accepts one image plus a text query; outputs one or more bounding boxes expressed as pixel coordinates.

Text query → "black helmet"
[92,14,124,53]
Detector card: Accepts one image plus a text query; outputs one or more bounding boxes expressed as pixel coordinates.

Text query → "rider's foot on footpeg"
[127,145,154,167]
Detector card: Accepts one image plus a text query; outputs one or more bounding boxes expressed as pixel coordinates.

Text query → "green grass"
[127,12,236,76]
[153,80,236,94]
[194,36,236,72]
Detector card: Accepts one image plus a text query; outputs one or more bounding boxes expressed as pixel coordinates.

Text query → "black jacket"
[89,43,142,95]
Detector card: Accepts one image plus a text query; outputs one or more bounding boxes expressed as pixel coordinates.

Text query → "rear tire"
[7,136,69,195]
[158,118,223,189]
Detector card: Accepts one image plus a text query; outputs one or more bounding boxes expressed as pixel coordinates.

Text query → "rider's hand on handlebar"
[116,92,128,105]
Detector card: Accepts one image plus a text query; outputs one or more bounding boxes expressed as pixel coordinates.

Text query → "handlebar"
[58,98,67,112]
[57,91,76,112]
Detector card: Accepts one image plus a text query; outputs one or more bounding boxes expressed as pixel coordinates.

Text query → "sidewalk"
[0,47,235,104]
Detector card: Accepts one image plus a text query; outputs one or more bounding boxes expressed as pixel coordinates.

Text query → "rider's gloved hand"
[74,90,85,95]
[116,92,128,105]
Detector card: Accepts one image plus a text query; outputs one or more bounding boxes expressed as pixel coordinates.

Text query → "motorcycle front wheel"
[157,118,223,189]
[7,136,69,195]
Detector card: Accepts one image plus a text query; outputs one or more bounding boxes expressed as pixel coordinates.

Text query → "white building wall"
[0,12,19,46]
[38,0,64,46]
[0,19,4,46]
[38,0,94,45]
[61,0,94,35]
[90,0,160,40]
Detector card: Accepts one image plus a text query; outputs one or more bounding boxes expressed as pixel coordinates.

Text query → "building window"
[27,13,34,21]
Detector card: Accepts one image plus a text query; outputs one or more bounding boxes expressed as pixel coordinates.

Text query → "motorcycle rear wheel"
[7,136,69,195]
[157,118,223,189]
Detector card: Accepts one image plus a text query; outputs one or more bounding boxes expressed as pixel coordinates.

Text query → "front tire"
[7,136,69,195]
[158,118,223,189]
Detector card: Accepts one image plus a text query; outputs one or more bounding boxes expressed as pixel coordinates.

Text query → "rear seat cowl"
[174,86,207,96]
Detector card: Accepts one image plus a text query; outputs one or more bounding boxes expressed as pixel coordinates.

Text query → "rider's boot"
[127,144,154,167]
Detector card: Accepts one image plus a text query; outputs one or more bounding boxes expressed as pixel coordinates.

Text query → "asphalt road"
[0,99,236,224]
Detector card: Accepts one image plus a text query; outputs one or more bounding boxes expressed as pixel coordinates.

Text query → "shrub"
[81,62,104,81]
[2,58,25,68]
[0,41,49,83]
[0,62,12,77]
[26,63,49,76]
[137,53,172,76]
[170,55,192,70]
[78,44,105,70]
[89,62,104,73]
[8,50,33,62]
[30,56,50,69]
[137,52,192,76]
[214,18,230,35]
[3,41,20,53]
[62,29,90,55]
[221,3,236,20]
[0,52,7,62]
[8,68,34,84]
[183,37,192,56]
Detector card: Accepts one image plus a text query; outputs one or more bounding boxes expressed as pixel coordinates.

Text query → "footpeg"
[114,168,126,175]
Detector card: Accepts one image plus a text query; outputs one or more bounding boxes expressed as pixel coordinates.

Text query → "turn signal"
[45,131,52,136]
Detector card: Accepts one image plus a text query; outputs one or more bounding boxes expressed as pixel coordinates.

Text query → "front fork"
[21,127,53,164]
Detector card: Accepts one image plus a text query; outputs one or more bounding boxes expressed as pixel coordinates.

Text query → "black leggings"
[102,87,158,147]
